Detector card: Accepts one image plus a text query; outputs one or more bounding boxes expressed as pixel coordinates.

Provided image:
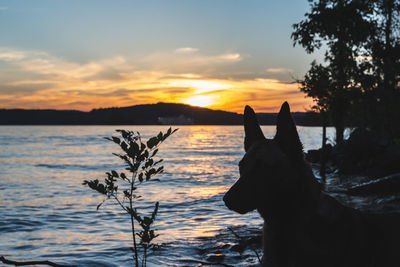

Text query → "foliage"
[83,127,177,267]
[357,0,400,138]
[293,0,400,143]
[292,0,371,53]
[298,60,333,114]
[298,61,336,178]
[292,0,372,143]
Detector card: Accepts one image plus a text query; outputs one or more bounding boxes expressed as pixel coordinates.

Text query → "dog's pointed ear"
[244,105,265,151]
[274,102,303,158]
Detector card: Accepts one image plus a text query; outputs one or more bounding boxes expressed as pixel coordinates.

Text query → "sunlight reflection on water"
[0,125,335,266]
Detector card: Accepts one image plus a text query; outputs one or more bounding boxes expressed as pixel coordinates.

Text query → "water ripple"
[0,125,336,266]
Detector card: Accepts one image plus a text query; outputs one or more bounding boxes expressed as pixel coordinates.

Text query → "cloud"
[188,53,242,65]
[162,73,202,79]
[143,50,242,72]
[174,47,199,54]
[0,7,8,11]
[0,48,128,79]
[266,67,292,74]
[0,50,26,61]
[0,82,55,94]
[66,101,92,106]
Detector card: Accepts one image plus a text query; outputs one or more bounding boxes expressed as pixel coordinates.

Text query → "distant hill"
[0,102,322,126]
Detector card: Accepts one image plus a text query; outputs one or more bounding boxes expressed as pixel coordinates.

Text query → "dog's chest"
[263,212,347,267]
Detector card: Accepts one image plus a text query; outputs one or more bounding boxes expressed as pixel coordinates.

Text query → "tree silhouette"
[298,61,334,179]
[292,0,371,144]
[358,0,400,138]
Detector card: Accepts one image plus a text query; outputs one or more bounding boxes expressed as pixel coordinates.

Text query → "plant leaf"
[111,136,120,144]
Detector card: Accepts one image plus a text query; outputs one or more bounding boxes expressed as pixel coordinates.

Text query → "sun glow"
[169,79,230,108]
[183,95,216,107]
[168,80,230,93]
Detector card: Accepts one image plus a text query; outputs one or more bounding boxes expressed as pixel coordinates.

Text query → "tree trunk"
[332,98,345,144]
[335,120,344,144]
[335,0,347,145]
[383,0,395,139]
[320,111,327,183]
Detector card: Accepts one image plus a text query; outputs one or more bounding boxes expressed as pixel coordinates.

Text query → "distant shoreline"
[0,124,326,127]
[0,102,323,126]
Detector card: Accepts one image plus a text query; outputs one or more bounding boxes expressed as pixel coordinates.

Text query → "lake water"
[0,125,336,266]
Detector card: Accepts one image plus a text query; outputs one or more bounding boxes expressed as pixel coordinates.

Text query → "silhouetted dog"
[223,102,400,267]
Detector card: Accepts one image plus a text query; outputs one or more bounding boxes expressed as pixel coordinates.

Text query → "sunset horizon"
[1,100,312,114]
[0,1,318,113]
[0,46,314,113]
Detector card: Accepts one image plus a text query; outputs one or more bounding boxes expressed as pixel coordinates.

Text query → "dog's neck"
[258,159,321,222]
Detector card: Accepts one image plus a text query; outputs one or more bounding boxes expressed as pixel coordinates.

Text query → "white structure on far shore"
[158,115,194,125]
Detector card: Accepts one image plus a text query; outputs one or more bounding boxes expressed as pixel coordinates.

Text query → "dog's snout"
[223,190,231,206]
[223,187,236,211]
[222,193,228,204]
[223,177,257,214]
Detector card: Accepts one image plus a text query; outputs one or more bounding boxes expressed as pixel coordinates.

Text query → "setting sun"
[182,95,216,107]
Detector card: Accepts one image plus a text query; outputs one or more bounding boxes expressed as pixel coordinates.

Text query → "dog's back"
[264,192,400,267]
[362,212,400,266]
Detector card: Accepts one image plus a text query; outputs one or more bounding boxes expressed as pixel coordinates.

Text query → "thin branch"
[0,256,76,267]
[228,227,262,265]
[129,192,139,267]
[227,227,241,239]
[128,172,139,267]
[112,195,127,212]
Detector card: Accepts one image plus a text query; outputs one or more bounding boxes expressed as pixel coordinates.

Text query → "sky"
[0,0,324,113]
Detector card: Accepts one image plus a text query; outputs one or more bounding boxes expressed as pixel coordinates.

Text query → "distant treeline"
[0,102,322,126]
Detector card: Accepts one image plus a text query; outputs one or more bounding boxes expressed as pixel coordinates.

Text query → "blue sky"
[0,0,322,112]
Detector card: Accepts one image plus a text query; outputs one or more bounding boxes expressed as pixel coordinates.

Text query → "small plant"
[83,128,177,267]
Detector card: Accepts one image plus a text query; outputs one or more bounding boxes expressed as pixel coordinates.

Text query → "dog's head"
[223,102,305,215]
